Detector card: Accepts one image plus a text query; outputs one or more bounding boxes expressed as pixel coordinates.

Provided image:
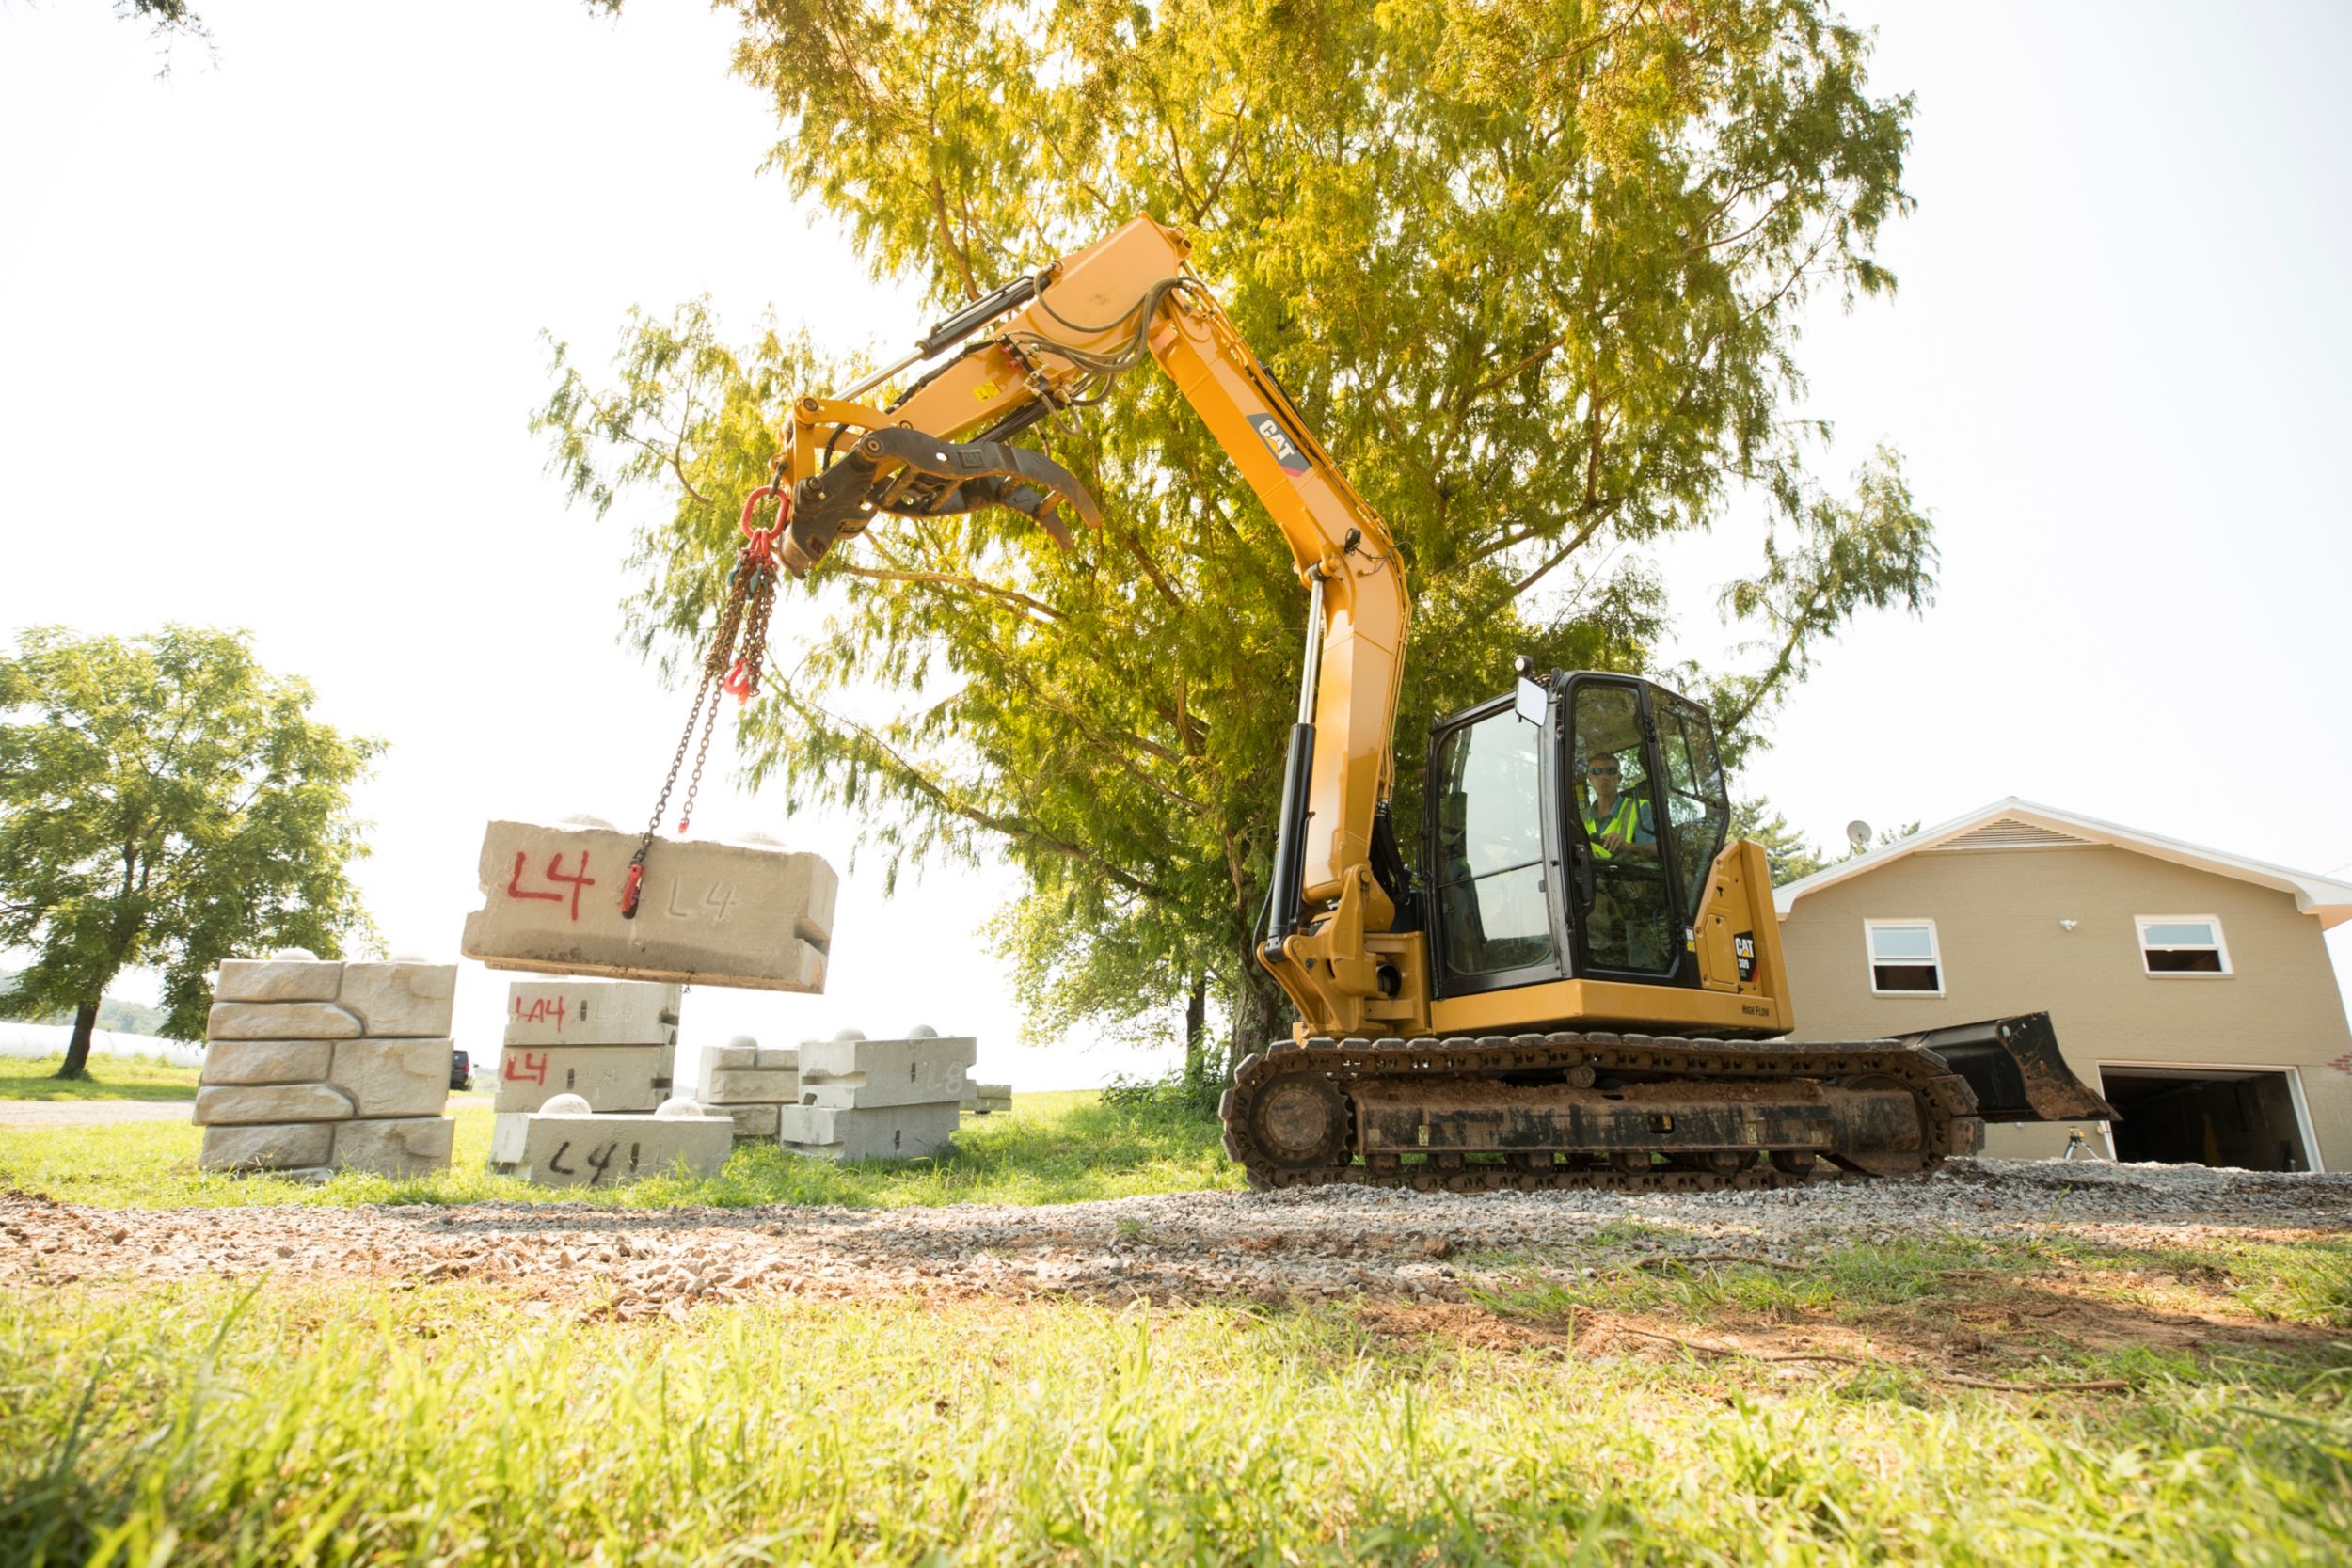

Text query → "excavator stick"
[783,426,1104,576]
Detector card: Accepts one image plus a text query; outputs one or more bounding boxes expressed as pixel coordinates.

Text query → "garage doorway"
[2097,1065,2318,1172]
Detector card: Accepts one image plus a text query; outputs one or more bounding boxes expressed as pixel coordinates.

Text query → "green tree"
[0,626,379,1079]
[543,0,1936,1069]
[1731,799,1830,887]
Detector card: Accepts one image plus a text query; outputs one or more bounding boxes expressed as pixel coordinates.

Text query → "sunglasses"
[1587,764,1620,775]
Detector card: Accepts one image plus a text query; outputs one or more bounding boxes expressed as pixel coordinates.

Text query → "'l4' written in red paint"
[507,851,596,922]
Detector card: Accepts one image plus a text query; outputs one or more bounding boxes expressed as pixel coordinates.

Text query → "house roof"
[1772,797,2352,930]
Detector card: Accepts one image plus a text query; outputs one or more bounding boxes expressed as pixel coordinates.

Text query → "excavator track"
[1218,1031,1987,1194]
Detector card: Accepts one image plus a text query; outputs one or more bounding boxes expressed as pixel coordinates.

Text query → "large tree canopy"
[0,626,378,1077]
[541,0,1936,1070]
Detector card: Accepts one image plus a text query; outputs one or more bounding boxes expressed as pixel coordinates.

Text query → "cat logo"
[1733,931,1757,985]
[1248,413,1311,474]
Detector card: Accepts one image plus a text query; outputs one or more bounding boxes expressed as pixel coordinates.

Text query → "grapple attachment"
[783,427,1104,576]
[1893,1011,2119,1124]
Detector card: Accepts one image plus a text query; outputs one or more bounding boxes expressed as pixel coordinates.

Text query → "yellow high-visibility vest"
[1582,793,1644,861]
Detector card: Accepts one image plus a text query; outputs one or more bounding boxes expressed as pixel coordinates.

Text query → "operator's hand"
[1600,827,1630,853]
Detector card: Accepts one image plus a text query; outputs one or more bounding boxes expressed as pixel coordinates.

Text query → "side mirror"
[1514,674,1548,728]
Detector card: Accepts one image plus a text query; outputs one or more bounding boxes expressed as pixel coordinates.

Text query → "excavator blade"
[1892,1011,2119,1124]
[785,426,1104,575]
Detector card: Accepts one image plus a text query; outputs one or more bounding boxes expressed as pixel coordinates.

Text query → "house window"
[1866,920,1943,995]
[2137,916,2230,975]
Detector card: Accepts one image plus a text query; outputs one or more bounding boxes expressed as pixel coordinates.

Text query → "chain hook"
[621,462,788,917]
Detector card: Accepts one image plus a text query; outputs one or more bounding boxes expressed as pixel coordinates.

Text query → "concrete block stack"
[459,817,835,992]
[513,1094,733,1188]
[777,1027,976,1163]
[962,1080,1014,1116]
[490,978,680,1169]
[697,1035,801,1141]
[194,953,457,1179]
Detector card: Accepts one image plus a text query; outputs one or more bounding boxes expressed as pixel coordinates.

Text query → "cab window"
[1568,683,1676,975]
[1655,693,1730,919]
[1433,709,1553,977]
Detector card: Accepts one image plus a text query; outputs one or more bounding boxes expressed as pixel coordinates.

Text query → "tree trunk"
[1227,950,1293,1079]
[55,1001,99,1080]
[1182,974,1208,1085]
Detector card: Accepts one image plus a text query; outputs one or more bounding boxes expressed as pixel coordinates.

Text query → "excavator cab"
[1425,669,1730,1003]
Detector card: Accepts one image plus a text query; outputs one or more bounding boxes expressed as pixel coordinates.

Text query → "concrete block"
[702,1068,801,1105]
[460,819,834,992]
[517,1111,733,1188]
[776,1101,960,1163]
[492,1045,666,1113]
[702,1042,800,1073]
[327,1038,453,1118]
[333,1117,455,1176]
[490,1110,533,1166]
[199,1039,334,1086]
[207,1001,362,1040]
[504,978,680,1046]
[717,1103,780,1140]
[194,1084,355,1125]
[339,961,457,1038]
[797,1036,977,1109]
[200,1120,336,1170]
[215,958,342,1004]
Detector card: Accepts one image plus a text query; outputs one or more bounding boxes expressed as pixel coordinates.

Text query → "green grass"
[0,1088,1241,1211]
[1467,1232,2352,1339]
[2,1280,2345,1566]
[0,1053,199,1102]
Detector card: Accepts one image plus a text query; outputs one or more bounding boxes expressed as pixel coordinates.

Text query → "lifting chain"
[620,461,788,919]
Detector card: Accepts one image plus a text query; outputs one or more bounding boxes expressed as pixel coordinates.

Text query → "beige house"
[1774,799,2352,1171]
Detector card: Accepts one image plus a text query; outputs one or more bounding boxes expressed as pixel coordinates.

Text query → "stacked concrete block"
[964,1083,1014,1116]
[490,978,679,1168]
[195,953,457,1178]
[514,1094,733,1189]
[697,1035,802,1140]
[777,1028,976,1163]
[459,816,835,992]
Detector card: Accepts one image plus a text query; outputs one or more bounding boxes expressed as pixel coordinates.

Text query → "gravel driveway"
[6,1159,2345,1329]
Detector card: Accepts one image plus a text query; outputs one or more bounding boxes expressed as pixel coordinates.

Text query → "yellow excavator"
[771,215,2113,1191]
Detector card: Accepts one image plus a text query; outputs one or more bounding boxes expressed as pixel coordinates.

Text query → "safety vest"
[1582,793,1644,860]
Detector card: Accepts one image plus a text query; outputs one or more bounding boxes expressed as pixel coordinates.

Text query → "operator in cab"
[1581,751,1655,861]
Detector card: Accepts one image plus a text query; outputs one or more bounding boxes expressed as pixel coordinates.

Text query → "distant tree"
[0,969,170,1036]
[1732,800,1831,887]
[0,626,379,1079]
[1731,800,1921,886]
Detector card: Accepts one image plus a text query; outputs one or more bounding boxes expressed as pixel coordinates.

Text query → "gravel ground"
[5,1160,2346,1323]
[0,1100,195,1129]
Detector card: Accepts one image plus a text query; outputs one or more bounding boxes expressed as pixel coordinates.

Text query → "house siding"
[1778,845,2352,1168]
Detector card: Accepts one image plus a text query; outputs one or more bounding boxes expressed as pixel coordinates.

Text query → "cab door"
[1424,696,1569,997]
[1563,678,1680,981]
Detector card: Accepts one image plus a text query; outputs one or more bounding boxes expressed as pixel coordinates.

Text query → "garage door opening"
[2099,1067,2314,1172]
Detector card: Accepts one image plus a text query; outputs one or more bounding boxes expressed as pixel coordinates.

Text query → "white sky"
[5,0,2348,1087]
